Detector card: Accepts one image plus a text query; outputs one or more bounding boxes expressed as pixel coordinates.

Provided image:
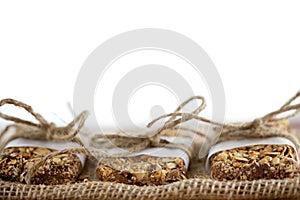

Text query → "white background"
[0,1,300,127]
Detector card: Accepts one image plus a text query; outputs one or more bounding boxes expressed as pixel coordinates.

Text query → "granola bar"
[96,155,187,186]
[210,144,298,181]
[95,134,193,186]
[0,146,82,185]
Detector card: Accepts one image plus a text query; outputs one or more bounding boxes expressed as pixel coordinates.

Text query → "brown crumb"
[0,146,82,185]
[210,144,298,181]
[96,155,187,186]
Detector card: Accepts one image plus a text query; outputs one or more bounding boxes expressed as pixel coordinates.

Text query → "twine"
[0,98,91,184]
[218,91,300,151]
[147,91,300,153]
[89,96,208,160]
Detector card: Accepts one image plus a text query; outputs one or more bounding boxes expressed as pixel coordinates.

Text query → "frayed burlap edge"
[0,177,299,200]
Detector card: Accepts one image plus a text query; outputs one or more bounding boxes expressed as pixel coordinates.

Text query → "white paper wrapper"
[1,108,86,166]
[106,136,192,166]
[206,137,299,169]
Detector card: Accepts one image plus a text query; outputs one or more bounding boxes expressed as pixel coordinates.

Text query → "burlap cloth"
[0,158,299,200]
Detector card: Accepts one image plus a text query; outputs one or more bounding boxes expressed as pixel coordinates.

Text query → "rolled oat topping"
[210,144,298,181]
[96,155,187,186]
[0,147,82,185]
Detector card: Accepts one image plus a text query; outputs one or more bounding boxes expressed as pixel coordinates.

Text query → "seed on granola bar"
[96,155,187,186]
[210,144,298,181]
[0,146,82,185]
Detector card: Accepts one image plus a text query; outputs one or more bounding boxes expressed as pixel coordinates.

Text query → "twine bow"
[145,91,300,156]
[90,96,208,159]
[218,91,300,149]
[0,98,90,184]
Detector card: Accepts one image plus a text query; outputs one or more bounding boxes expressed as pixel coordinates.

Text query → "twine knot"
[252,118,265,136]
[149,135,162,146]
[252,118,263,128]
[44,122,57,140]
